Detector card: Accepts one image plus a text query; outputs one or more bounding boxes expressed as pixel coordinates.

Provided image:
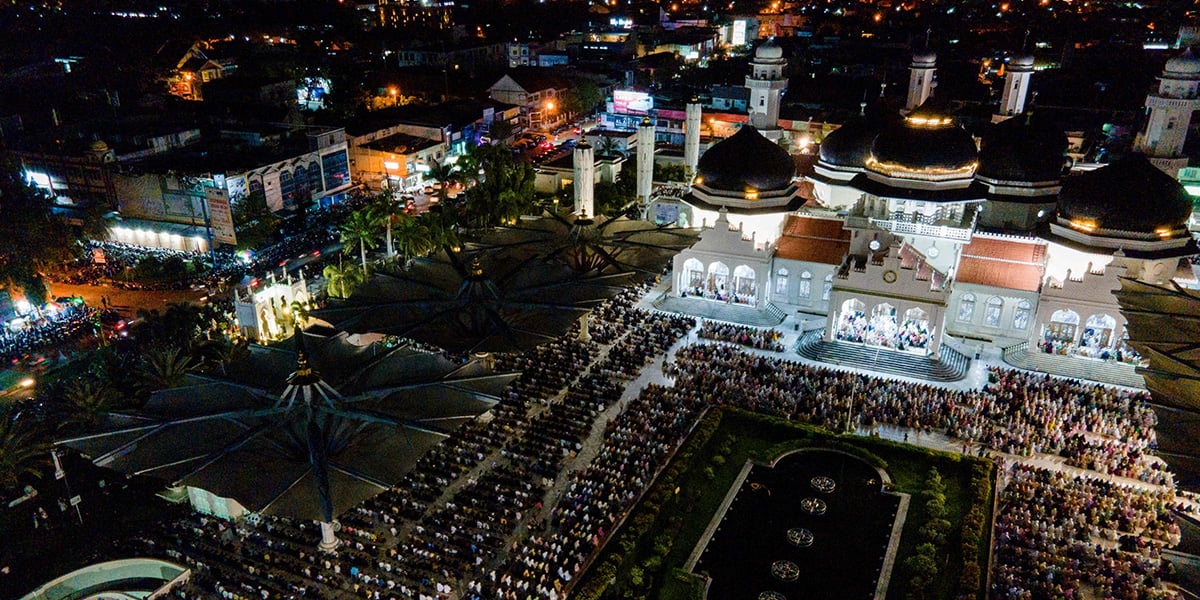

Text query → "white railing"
[869,217,973,241]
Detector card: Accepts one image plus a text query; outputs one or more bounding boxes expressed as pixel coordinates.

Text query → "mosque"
[612,42,1200,368]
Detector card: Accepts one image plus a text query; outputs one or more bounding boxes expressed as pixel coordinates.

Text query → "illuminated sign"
[613,90,654,115]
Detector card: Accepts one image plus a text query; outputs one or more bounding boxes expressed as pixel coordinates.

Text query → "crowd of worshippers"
[101,290,692,600]
[992,463,1182,600]
[697,320,784,352]
[1060,434,1173,487]
[1,303,108,364]
[67,298,1180,600]
[666,344,1158,459]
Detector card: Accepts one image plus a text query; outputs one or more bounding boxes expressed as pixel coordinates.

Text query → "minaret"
[684,99,702,180]
[636,117,655,205]
[996,55,1035,120]
[1135,49,1200,178]
[907,50,937,111]
[745,41,788,140]
[573,140,595,217]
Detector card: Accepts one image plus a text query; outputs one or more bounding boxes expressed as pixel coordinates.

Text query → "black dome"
[819,100,896,169]
[1058,154,1193,234]
[696,125,796,192]
[977,115,1068,183]
[869,111,978,174]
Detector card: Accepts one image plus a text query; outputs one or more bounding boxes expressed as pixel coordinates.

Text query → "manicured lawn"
[573,408,993,600]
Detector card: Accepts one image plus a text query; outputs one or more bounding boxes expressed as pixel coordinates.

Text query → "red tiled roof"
[781,214,850,240]
[774,215,851,265]
[957,257,1044,292]
[962,236,1044,263]
[774,237,849,265]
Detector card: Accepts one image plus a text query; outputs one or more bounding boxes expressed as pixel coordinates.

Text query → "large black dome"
[868,110,978,175]
[696,125,796,192]
[1058,154,1193,234]
[977,115,1068,183]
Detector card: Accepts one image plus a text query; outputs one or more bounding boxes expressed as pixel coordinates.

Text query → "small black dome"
[977,115,1068,183]
[868,104,977,175]
[696,125,796,192]
[1058,154,1193,234]
[819,100,897,169]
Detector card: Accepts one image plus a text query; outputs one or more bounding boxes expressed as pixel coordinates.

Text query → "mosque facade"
[642,43,1200,364]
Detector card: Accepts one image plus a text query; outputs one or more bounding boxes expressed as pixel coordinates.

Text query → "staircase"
[796,330,970,382]
[1003,346,1145,389]
[764,302,787,323]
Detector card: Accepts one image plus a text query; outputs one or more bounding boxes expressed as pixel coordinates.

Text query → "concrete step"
[799,339,968,382]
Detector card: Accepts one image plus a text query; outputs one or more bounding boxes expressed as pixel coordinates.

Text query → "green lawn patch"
[573,408,993,600]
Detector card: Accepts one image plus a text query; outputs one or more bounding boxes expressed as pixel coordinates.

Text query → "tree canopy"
[0,159,77,305]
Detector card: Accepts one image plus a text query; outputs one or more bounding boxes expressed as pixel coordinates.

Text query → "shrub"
[959,561,982,594]
[925,498,947,519]
[904,554,938,579]
[920,518,953,546]
[711,455,726,466]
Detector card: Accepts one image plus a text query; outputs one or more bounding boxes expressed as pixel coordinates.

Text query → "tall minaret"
[746,41,788,140]
[1135,49,1200,178]
[996,55,1035,120]
[684,99,702,180]
[573,140,595,217]
[637,117,655,205]
[906,50,937,111]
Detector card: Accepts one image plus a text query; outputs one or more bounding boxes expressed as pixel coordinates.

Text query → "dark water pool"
[695,449,901,600]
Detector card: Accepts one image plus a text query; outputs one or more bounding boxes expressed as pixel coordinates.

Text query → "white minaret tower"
[573,140,595,217]
[636,117,655,205]
[684,99,702,180]
[906,50,937,111]
[995,55,1035,121]
[745,41,788,140]
[1135,49,1200,178]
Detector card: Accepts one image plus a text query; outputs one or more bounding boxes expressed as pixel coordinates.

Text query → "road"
[48,282,209,317]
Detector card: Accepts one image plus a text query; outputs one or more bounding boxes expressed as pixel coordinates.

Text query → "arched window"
[957,293,976,322]
[985,297,1003,327]
[248,174,264,197]
[1013,299,1032,330]
[775,268,789,296]
[279,170,295,206]
[822,273,833,301]
[294,165,308,195]
[307,161,322,192]
[797,271,812,298]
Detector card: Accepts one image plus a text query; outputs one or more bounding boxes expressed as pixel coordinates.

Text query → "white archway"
[1083,313,1117,349]
[1045,308,1080,347]
[684,258,704,291]
[733,265,757,304]
[900,307,930,350]
[708,262,730,299]
[836,298,868,343]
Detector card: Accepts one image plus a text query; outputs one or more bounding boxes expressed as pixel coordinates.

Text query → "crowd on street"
[0,303,109,365]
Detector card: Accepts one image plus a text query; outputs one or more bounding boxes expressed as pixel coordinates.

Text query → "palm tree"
[136,346,196,393]
[339,209,380,275]
[63,377,122,427]
[368,195,401,258]
[323,262,366,299]
[0,409,48,493]
[391,213,433,262]
[597,134,621,158]
[426,160,461,206]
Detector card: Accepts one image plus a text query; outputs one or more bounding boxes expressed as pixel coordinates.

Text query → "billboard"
[205,187,237,246]
[613,90,654,115]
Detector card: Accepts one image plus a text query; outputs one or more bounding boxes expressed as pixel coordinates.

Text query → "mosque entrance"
[835,299,929,354]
